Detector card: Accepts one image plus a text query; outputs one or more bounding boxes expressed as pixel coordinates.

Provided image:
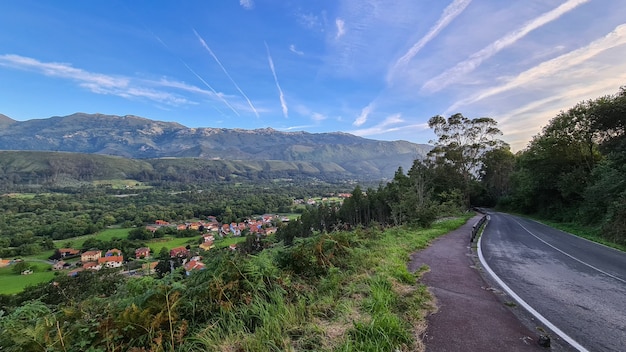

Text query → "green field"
[53,227,132,249]
[92,179,151,189]
[0,262,55,295]
[146,236,198,251]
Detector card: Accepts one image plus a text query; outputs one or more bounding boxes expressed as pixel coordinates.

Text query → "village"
[39,214,284,277]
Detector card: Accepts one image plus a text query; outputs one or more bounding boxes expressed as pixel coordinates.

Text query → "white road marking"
[478,217,590,352]
[514,218,626,284]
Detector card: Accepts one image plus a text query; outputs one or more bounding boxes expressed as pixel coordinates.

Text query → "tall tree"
[479,145,515,206]
[428,113,503,207]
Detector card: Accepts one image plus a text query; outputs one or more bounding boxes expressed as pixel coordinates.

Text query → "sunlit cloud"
[447,23,626,113]
[0,54,195,106]
[193,29,260,117]
[240,0,254,10]
[422,0,590,93]
[387,0,472,83]
[335,18,346,39]
[311,112,327,121]
[265,42,288,118]
[353,102,375,126]
[289,44,304,56]
[351,113,406,136]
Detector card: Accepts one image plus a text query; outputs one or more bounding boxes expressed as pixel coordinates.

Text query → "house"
[0,259,11,268]
[58,248,80,257]
[199,242,214,251]
[83,262,101,271]
[228,244,237,251]
[184,259,205,275]
[52,261,67,270]
[155,220,169,225]
[202,234,215,243]
[135,247,151,259]
[170,246,189,258]
[81,250,102,262]
[21,269,33,275]
[106,248,122,257]
[98,256,123,268]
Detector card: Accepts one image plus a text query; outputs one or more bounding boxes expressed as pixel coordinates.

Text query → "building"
[98,256,123,268]
[81,250,102,262]
[170,246,189,258]
[135,247,151,259]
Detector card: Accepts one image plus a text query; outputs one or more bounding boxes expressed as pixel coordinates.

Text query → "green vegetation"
[0,216,468,351]
[0,262,55,295]
[492,86,626,247]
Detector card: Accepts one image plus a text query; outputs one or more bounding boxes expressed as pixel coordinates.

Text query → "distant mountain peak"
[0,112,432,179]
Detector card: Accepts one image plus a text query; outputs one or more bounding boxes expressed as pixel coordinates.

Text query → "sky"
[1,0,625,151]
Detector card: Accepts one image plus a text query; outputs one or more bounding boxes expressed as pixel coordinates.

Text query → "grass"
[92,179,151,189]
[524,217,626,252]
[0,262,55,295]
[189,214,472,352]
[53,227,132,249]
[147,236,198,251]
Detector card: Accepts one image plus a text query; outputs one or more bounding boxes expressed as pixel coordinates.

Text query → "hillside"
[0,113,431,180]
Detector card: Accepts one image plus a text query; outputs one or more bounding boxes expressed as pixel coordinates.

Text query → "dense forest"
[492,86,626,246]
[0,86,624,351]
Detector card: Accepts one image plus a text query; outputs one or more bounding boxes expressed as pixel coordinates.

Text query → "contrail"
[387,0,472,83]
[180,61,240,116]
[422,0,591,93]
[146,28,240,116]
[264,42,288,118]
[193,29,260,117]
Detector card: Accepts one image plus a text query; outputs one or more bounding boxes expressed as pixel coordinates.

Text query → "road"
[479,211,626,352]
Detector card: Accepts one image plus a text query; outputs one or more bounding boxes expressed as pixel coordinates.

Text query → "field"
[0,262,56,295]
[92,179,151,189]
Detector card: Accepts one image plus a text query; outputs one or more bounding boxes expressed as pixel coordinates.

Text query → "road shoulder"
[408,215,545,352]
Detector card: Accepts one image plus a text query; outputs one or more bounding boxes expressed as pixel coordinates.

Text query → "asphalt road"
[479,211,626,352]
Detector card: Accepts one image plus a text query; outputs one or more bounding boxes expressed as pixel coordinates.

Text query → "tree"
[428,113,503,207]
[11,261,30,274]
[478,145,515,206]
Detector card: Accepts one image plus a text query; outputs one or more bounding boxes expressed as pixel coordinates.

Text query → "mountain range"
[0,113,431,181]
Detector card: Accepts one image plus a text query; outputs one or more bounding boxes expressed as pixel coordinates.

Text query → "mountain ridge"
[0,112,431,180]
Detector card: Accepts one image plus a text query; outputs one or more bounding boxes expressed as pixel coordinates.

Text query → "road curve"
[479,211,626,352]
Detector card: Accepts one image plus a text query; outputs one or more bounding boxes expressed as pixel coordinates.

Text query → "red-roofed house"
[184,260,205,275]
[170,246,189,258]
[98,256,123,268]
[135,247,151,259]
[58,248,80,257]
[83,262,101,271]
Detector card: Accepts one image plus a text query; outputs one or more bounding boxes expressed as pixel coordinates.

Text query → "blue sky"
[1,0,625,151]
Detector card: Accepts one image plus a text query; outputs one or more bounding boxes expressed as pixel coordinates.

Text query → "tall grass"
[186,215,471,352]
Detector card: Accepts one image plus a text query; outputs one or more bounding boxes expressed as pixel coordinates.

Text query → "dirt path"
[408,215,545,352]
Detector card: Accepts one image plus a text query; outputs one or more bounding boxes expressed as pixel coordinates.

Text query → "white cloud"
[388,0,472,82]
[447,23,626,113]
[240,0,254,10]
[0,54,195,106]
[335,18,346,39]
[312,112,327,121]
[351,113,408,136]
[353,102,375,126]
[289,44,304,56]
[422,0,591,93]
